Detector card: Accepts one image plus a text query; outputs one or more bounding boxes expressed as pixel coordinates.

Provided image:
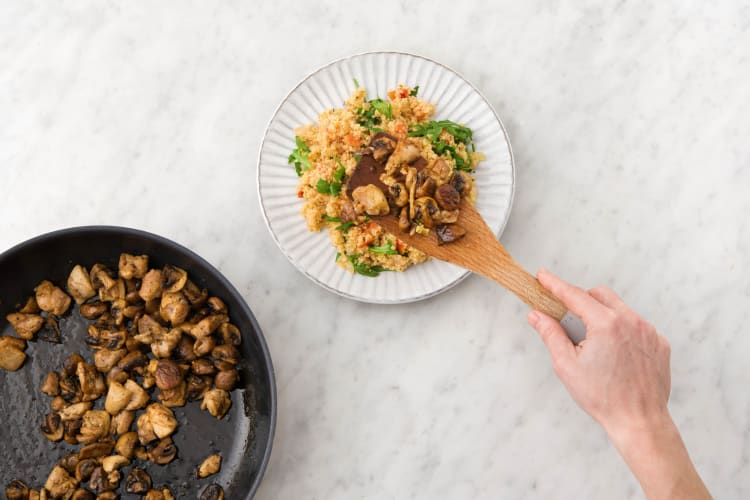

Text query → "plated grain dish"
[290,83,483,277]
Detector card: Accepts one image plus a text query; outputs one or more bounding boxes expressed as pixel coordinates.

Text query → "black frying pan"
[0,226,276,499]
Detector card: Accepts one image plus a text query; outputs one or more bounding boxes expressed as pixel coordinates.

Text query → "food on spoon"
[3,253,241,496]
[290,83,479,276]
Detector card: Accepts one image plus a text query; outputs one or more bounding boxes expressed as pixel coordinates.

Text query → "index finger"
[537,269,608,323]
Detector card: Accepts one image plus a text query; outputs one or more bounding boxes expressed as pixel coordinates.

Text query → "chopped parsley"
[408,120,476,171]
[353,78,360,89]
[356,98,392,132]
[369,239,398,255]
[409,85,419,97]
[316,164,346,197]
[369,98,393,119]
[323,215,342,223]
[335,221,355,233]
[347,254,387,277]
[288,136,311,176]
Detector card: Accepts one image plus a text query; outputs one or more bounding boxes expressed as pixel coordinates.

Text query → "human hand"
[527,268,671,439]
[527,269,711,499]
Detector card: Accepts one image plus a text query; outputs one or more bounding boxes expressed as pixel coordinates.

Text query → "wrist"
[603,409,676,455]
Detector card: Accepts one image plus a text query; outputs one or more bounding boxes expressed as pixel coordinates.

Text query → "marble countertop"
[2,1,749,498]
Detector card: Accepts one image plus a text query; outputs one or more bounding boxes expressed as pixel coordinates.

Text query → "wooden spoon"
[348,156,586,343]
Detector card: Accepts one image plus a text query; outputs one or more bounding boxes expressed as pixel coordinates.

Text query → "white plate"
[257,51,515,304]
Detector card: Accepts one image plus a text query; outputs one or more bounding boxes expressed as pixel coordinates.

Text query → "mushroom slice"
[115,431,139,459]
[352,184,390,216]
[78,410,111,443]
[212,344,240,368]
[196,454,222,478]
[117,351,148,373]
[201,389,232,419]
[38,317,63,344]
[71,489,95,500]
[101,455,129,473]
[75,459,98,482]
[41,371,60,396]
[433,209,459,224]
[145,403,178,439]
[138,269,163,301]
[67,265,96,304]
[449,169,472,195]
[415,171,437,198]
[58,401,93,421]
[63,418,83,445]
[109,410,135,435]
[436,224,467,245]
[193,336,216,357]
[104,381,132,415]
[186,374,210,402]
[118,253,149,280]
[6,480,30,500]
[44,466,77,499]
[79,301,108,320]
[34,280,72,316]
[388,182,409,207]
[199,484,225,500]
[79,437,115,459]
[78,362,105,401]
[125,468,152,494]
[88,466,119,493]
[371,131,398,161]
[413,196,439,229]
[182,280,208,307]
[148,437,177,465]
[59,453,80,474]
[159,291,189,325]
[0,342,26,371]
[161,265,188,293]
[41,412,63,442]
[154,360,182,390]
[124,379,149,411]
[218,323,241,346]
[5,312,44,339]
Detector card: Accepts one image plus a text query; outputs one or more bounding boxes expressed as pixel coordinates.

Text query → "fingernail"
[527,311,540,327]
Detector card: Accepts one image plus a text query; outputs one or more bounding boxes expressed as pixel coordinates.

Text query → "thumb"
[528,310,576,372]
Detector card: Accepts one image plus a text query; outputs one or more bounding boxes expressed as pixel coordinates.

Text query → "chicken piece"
[104,381,132,415]
[145,403,178,439]
[118,253,149,280]
[109,410,135,436]
[151,328,181,358]
[123,379,149,411]
[34,280,72,316]
[78,410,111,443]
[44,466,77,499]
[67,265,96,304]
[196,454,222,478]
[135,314,165,344]
[159,291,189,325]
[352,184,389,216]
[101,455,129,473]
[136,412,157,445]
[59,402,93,421]
[201,389,232,419]
[189,315,226,339]
[6,312,44,339]
[138,269,162,301]
[0,339,26,371]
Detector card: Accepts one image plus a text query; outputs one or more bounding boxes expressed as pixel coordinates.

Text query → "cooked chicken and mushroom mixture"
[290,83,481,276]
[2,254,236,499]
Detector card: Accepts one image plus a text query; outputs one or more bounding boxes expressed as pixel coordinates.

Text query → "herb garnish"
[324,215,355,233]
[369,98,393,119]
[409,85,419,97]
[408,120,476,171]
[356,98,392,132]
[315,164,346,196]
[369,239,398,255]
[347,254,387,277]
[288,136,311,176]
[353,78,360,89]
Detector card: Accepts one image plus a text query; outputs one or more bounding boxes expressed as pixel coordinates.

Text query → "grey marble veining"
[1,1,749,498]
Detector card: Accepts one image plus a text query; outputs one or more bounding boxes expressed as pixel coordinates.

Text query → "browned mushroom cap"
[5,480,30,500]
[159,291,189,325]
[63,418,83,445]
[85,325,126,351]
[182,280,208,307]
[199,484,225,500]
[154,360,182,390]
[61,353,83,375]
[57,453,80,474]
[205,296,227,314]
[0,340,26,371]
[139,269,163,301]
[71,488,95,500]
[415,171,436,198]
[75,459,98,482]
[67,265,97,304]
[174,335,197,361]
[218,323,241,346]
[449,170,472,195]
[148,437,177,465]
[5,312,44,340]
[212,344,240,367]
[189,315,226,339]
[118,253,149,280]
[193,336,216,357]
[45,465,77,498]
[117,350,148,372]
[41,412,63,442]
[433,209,459,224]
[196,454,222,478]
[388,182,409,208]
[434,183,461,211]
[436,224,467,245]
[88,466,118,493]
[79,300,108,320]
[79,437,115,459]
[201,389,232,419]
[352,184,390,216]
[214,369,239,391]
[371,132,398,161]
[161,265,188,293]
[125,468,152,494]
[78,362,105,401]
[34,280,72,316]
[58,372,82,403]
[114,431,139,459]
[186,374,210,402]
